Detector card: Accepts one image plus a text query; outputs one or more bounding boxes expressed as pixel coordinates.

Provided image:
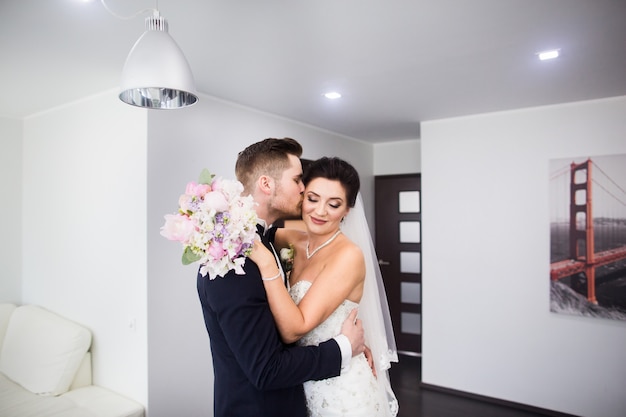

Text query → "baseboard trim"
[419,382,579,417]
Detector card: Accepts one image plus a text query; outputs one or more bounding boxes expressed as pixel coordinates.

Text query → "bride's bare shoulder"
[327,235,364,266]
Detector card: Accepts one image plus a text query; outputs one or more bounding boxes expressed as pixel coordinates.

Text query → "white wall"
[374,139,421,175]
[421,96,626,417]
[4,88,375,416]
[146,94,374,416]
[0,117,22,302]
[10,86,624,417]
[21,91,148,405]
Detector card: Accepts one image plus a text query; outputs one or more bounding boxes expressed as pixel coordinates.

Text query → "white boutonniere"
[280,244,295,273]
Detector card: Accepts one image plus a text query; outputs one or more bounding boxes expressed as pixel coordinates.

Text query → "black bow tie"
[257,224,277,237]
[257,224,272,249]
[257,224,278,250]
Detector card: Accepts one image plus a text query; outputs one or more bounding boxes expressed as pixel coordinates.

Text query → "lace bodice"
[288,280,396,416]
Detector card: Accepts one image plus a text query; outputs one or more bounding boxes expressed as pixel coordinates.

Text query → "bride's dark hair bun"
[303,157,360,208]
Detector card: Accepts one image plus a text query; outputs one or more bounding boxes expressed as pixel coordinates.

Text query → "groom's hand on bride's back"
[341,309,365,357]
[363,346,377,378]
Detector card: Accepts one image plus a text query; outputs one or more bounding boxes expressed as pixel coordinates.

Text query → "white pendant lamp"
[119,11,198,109]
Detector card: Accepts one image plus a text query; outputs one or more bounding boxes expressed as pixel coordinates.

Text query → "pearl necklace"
[306,230,342,259]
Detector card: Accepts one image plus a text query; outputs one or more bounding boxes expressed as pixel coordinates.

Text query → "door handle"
[378,259,390,266]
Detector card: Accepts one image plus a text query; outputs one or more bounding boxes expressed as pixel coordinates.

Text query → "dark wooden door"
[375,174,421,355]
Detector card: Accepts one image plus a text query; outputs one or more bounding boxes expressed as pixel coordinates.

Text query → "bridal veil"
[341,193,399,416]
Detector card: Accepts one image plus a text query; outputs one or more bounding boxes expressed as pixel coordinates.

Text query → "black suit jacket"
[197,230,342,417]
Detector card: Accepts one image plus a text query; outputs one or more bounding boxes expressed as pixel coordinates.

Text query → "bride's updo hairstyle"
[303,157,360,208]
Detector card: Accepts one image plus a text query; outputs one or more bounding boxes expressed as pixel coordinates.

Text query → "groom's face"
[270,154,304,219]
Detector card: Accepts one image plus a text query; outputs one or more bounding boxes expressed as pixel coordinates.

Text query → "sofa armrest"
[69,352,92,390]
[0,305,91,396]
[62,385,144,417]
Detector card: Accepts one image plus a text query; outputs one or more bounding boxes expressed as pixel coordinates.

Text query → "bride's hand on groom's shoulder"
[248,240,277,272]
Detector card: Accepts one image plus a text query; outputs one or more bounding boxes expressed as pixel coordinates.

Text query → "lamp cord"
[100,0,158,20]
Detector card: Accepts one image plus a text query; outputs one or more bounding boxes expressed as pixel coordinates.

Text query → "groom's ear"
[257,175,274,196]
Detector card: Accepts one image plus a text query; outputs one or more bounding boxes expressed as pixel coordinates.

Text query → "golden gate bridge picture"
[550,154,626,321]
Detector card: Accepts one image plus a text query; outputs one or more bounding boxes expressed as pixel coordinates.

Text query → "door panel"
[375,174,421,355]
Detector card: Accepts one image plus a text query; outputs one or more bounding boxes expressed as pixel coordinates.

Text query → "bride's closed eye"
[306,196,342,209]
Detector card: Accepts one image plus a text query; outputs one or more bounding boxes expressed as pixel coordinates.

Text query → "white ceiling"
[1,0,625,143]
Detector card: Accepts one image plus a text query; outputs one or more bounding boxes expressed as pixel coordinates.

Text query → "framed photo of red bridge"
[549,153,626,321]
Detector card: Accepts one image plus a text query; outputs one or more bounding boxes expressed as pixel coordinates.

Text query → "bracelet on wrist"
[261,271,282,281]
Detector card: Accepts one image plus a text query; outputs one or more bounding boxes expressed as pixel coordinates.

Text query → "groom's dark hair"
[236,137,303,194]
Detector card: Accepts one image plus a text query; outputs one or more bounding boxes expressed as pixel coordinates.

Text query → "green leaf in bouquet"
[198,168,215,185]
[182,247,202,265]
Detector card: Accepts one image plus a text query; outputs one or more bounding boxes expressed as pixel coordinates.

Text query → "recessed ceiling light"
[324,92,342,99]
[538,49,560,61]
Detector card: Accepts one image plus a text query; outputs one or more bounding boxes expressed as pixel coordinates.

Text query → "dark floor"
[389,354,565,417]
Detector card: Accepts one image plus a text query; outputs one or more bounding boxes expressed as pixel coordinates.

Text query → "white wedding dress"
[290,280,391,417]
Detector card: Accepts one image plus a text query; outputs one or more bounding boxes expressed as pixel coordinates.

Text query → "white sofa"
[0,303,144,417]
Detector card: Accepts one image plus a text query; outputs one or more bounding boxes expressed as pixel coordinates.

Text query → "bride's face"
[302,178,350,235]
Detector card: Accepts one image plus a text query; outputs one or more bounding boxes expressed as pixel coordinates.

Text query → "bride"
[250,157,398,417]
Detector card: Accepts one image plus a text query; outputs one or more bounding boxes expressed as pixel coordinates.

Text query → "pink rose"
[178,194,193,213]
[202,191,229,212]
[208,241,226,259]
[211,177,223,192]
[160,214,195,242]
[185,181,211,198]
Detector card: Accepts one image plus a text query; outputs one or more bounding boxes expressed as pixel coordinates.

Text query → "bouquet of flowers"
[160,169,258,279]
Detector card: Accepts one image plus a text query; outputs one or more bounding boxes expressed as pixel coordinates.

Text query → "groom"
[197,137,365,417]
